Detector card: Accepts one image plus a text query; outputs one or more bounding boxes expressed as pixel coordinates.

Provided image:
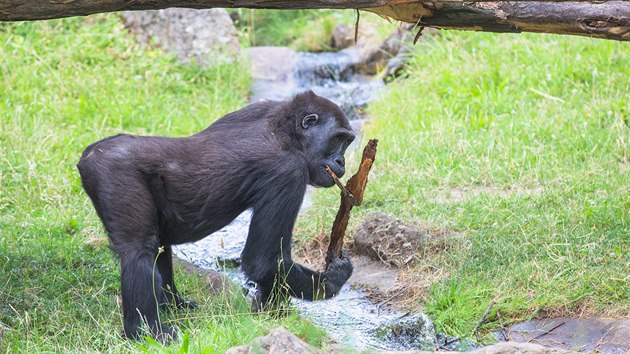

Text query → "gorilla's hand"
[324,251,353,295]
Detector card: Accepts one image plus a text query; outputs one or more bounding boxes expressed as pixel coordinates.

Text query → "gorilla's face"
[299,98,355,188]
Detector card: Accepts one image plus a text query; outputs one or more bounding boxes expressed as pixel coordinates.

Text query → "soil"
[296,211,457,309]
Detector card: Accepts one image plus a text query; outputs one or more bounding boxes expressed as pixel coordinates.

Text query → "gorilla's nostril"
[335,157,345,167]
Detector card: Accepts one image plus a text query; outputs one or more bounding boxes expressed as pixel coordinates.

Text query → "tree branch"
[1,1,628,41]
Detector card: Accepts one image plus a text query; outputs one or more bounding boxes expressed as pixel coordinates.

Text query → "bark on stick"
[325,139,378,270]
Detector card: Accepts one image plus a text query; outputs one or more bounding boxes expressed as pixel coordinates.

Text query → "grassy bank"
[300,31,629,336]
[0,15,324,352]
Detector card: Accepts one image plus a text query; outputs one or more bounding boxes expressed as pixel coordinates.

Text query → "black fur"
[77,91,355,340]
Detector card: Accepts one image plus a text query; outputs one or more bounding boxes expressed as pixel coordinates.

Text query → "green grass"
[0,15,325,352]
[299,32,629,338]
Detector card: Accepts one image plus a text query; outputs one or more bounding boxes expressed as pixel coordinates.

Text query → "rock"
[348,255,398,292]
[173,258,228,294]
[225,327,578,354]
[246,46,299,102]
[331,22,379,52]
[377,313,438,351]
[352,212,429,267]
[225,345,249,354]
[248,47,299,82]
[331,24,355,50]
[121,8,240,66]
[377,342,575,353]
[469,342,576,354]
[506,317,630,353]
[225,327,323,354]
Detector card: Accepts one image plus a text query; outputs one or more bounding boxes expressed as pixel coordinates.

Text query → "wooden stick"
[325,139,378,270]
[324,165,359,206]
[527,321,565,343]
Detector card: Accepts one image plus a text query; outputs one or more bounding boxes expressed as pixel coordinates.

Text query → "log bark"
[0,1,628,41]
[368,2,630,41]
[325,139,378,270]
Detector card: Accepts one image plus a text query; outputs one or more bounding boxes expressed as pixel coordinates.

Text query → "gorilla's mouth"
[323,164,340,185]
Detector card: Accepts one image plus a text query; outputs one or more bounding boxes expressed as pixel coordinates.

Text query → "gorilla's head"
[290,91,355,188]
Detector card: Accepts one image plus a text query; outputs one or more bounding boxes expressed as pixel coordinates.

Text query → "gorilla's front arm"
[241,168,352,303]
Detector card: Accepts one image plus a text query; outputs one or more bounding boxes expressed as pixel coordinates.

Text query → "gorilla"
[77,91,355,341]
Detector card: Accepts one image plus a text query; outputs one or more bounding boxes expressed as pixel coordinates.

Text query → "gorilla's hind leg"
[156,245,197,310]
[120,248,176,342]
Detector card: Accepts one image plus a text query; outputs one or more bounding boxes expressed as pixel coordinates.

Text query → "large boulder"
[122,8,240,65]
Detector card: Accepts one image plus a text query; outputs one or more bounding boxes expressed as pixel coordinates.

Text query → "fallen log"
[1,1,628,41]
[325,139,378,270]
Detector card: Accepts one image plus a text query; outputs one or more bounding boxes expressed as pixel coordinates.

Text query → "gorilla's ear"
[302,114,319,129]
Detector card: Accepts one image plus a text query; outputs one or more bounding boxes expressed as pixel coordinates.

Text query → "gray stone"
[331,24,355,50]
[122,8,239,66]
[225,327,578,354]
[379,342,576,353]
[377,313,437,351]
[469,342,575,354]
[506,318,630,354]
[246,46,299,102]
[352,212,429,267]
[225,327,322,354]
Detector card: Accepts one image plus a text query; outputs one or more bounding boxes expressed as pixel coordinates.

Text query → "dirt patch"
[504,317,630,353]
[296,212,459,309]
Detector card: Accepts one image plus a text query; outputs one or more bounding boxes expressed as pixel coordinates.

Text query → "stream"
[173,44,458,351]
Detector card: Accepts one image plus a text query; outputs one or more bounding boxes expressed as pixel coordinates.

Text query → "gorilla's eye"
[302,114,319,129]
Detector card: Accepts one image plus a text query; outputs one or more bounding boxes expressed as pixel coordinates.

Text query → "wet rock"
[225,326,575,354]
[226,327,322,354]
[331,24,356,50]
[375,342,575,354]
[377,313,437,351]
[467,342,576,354]
[352,212,429,267]
[121,8,240,65]
[348,255,399,293]
[505,318,630,354]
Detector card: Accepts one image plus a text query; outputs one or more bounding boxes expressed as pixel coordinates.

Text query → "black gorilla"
[77,91,355,340]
